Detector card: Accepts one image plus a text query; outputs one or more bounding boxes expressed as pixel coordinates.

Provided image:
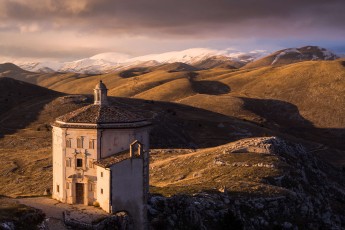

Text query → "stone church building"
[52,81,151,229]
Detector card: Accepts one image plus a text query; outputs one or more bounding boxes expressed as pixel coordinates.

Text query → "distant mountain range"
[10,46,339,74]
[16,48,267,74]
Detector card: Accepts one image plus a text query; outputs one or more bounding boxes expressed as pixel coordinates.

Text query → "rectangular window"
[89,139,95,149]
[101,188,103,194]
[66,139,71,148]
[57,185,59,193]
[76,158,83,167]
[66,158,71,167]
[77,137,83,148]
[101,172,103,177]
[89,160,94,169]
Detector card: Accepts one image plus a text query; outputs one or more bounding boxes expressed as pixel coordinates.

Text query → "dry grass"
[1,59,345,198]
[150,146,285,197]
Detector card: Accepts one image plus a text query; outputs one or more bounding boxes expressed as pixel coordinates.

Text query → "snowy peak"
[271,46,338,65]
[244,46,338,69]
[16,48,268,74]
[15,46,337,74]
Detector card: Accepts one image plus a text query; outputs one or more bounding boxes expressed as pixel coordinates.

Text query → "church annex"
[51,81,151,229]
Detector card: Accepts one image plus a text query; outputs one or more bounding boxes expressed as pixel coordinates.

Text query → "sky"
[0,0,344,62]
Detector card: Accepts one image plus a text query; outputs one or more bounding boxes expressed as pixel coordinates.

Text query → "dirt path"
[17,197,108,230]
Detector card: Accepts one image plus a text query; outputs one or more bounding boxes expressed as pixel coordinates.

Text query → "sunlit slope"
[219,60,345,128]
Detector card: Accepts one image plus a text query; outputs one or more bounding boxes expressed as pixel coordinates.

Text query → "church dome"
[53,81,151,129]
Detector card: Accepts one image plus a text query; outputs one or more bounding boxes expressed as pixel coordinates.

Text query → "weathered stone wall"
[111,159,147,230]
[52,126,65,202]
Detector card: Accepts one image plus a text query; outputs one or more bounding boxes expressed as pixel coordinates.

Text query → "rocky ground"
[148,137,345,229]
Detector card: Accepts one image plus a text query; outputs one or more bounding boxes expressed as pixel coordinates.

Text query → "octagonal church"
[52,81,151,229]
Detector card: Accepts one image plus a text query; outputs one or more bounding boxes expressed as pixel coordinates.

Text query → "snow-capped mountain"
[245,46,338,69]
[17,48,268,74]
[16,46,337,74]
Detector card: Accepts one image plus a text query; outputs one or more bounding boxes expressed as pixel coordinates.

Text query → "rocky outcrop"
[0,201,45,230]
[63,211,131,230]
[148,137,345,229]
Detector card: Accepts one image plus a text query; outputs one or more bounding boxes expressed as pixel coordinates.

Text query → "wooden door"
[76,183,84,204]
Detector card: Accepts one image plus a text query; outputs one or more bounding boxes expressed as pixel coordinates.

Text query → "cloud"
[0,0,344,60]
[1,0,344,35]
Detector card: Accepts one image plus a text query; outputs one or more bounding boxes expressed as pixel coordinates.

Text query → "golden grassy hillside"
[1,59,345,165]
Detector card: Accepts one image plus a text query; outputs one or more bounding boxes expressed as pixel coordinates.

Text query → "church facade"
[51,81,151,229]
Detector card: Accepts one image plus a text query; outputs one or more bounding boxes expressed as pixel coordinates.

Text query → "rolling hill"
[244,46,338,69]
[1,57,345,165]
[1,55,345,228]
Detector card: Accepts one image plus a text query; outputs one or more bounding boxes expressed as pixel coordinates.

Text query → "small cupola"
[94,80,108,105]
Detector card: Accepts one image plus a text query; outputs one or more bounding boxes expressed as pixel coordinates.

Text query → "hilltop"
[244,46,338,69]
[16,48,266,74]
[0,58,345,228]
[3,58,343,163]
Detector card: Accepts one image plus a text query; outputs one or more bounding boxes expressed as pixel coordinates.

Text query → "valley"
[0,47,344,229]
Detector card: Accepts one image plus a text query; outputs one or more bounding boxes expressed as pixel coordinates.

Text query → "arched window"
[89,139,95,149]
[66,139,72,148]
[77,137,83,148]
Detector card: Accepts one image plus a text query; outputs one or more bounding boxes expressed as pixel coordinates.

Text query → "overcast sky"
[0,0,344,62]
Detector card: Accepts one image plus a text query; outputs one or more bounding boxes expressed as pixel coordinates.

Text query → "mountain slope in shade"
[0,63,30,73]
[244,46,338,69]
[0,77,61,116]
[16,48,267,74]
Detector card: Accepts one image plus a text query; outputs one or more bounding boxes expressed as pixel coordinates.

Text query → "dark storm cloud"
[1,0,344,36]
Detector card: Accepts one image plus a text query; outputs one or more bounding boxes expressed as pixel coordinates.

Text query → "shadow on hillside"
[119,68,150,78]
[190,80,231,95]
[185,72,231,95]
[110,97,271,149]
[0,77,64,140]
[0,95,60,139]
[0,91,270,149]
[240,97,345,151]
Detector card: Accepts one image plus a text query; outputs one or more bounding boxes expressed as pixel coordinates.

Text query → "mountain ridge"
[13,46,339,74]
[15,48,268,74]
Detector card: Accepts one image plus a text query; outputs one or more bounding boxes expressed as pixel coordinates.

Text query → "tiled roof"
[94,151,132,168]
[56,104,146,124]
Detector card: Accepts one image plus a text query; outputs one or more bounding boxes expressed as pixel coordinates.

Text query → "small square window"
[77,159,83,167]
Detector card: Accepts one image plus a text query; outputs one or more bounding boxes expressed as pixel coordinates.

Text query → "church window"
[66,139,72,148]
[77,137,83,148]
[57,185,60,193]
[76,158,83,168]
[66,158,71,167]
[89,139,95,149]
[89,160,94,169]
